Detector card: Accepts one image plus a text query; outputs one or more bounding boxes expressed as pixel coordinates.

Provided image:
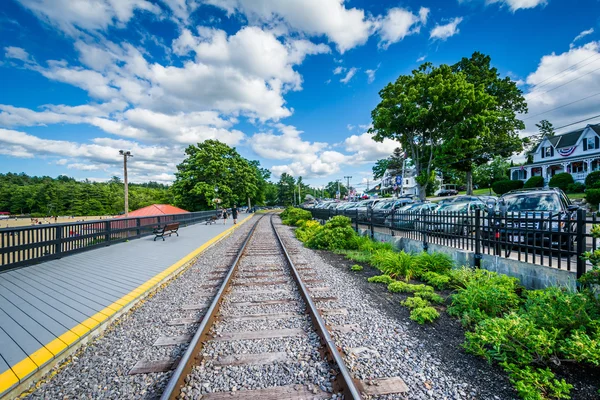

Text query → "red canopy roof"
[125,204,189,217]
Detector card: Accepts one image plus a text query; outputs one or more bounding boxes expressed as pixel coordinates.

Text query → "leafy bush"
[412,252,454,276]
[295,220,323,242]
[502,363,573,400]
[342,250,372,263]
[350,234,393,253]
[585,170,600,189]
[447,269,522,327]
[492,179,524,195]
[548,173,574,191]
[367,274,394,284]
[401,296,430,309]
[280,207,312,226]
[566,182,585,193]
[464,313,559,366]
[410,306,440,324]
[369,249,413,278]
[524,175,545,189]
[388,281,433,294]
[306,216,357,250]
[559,327,600,366]
[522,287,599,334]
[350,264,363,272]
[421,271,451,289]
[414,290,444,304]
[585,188,600,208]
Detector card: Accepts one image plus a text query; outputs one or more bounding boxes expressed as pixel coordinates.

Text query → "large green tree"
[473,156,510,193]
[172,140,261,211]
[372,159,389,180]
[325,181,347,199]
[441,52,527,194]
[370,63,490,200]
[277,173,296,206]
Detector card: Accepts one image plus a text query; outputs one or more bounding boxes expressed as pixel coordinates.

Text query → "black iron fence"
[306,207,596,279]
[0,211,216,272]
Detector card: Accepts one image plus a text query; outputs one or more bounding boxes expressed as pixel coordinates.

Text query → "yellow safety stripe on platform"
[2,215,252,391]
[0,369,18,394]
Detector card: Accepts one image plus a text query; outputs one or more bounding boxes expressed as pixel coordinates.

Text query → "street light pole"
[119,150,133,217]
[344,176,352,200]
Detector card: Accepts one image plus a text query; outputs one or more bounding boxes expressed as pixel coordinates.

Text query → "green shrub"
[412,252,454,276]
[492,179,524,195]
[410,307,440,324]
[585,170,600,188]
[369,249,413,278]
[447,266,477,289]
[349,235,393,252]
[387,281,433,294]
[448,269,522,327]
[343,250,372,263]
[559,327,600,366]
[280,207,312,226]
[566,182,585,193]
[401,296,430,309]
[464,313,559,366]
[585,188,600,208]
[524,175,545,189]
[367,274,394,284]
[522,287,599,334]
[325,215,352,228]
[549,173,574,191]
[350,264,363,272]
[387,281,411,293]
[295,220,323,242]
[502,363,573,400]
[415,290,444,304]
[421,271,451,289]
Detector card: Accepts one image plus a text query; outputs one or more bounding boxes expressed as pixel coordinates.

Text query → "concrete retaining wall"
[362,229,577,291]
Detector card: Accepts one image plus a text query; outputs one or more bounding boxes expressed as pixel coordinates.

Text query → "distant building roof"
[535,123,600,151]
[125,204,189,217]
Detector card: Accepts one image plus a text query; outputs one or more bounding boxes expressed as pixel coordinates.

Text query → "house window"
[588,137,597,150]
[545,147,553,157]
[405,179,409,185]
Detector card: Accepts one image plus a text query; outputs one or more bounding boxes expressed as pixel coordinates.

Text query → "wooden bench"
[153,222,180,241]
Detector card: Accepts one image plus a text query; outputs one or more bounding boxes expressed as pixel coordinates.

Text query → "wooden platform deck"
[0,215,253,398]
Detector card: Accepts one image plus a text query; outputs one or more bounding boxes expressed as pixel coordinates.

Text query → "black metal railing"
[306,207,595,279]
[0,211,217,272]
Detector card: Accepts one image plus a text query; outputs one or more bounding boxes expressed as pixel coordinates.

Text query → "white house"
[509,123,600,184]
[378,165,441,196]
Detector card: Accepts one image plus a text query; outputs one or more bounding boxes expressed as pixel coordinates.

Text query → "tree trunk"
[418,183,427,201]
[466,170,473,195]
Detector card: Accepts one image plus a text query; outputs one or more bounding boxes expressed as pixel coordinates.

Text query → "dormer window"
[583,136,599,151]
[545,147,553,157]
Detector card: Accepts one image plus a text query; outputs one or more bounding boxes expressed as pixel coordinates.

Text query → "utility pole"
[298,182,301,205]
[336,179,341,200]
[119,150,133,217]
[344,176,352,200]
[400,157,406,196]
[366,178,369,191]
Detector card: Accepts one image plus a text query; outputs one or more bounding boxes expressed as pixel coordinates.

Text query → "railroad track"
[148,213,359,399]
[128,213,408,399]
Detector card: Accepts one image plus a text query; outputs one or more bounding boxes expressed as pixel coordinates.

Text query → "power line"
[526,64,600,102]
[523,91,600,120]
[527,53,600,90]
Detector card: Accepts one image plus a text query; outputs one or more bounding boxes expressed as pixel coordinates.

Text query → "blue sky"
[1,0,599,191]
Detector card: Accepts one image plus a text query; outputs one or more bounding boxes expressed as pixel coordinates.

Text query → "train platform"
[0,214,253,398]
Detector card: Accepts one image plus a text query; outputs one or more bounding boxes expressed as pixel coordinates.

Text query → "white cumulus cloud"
[430,17,464,41]
[375,7,429,49]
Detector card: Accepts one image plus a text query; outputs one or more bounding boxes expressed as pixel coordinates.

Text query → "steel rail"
[270,214,363,400]
[160,214,265,400]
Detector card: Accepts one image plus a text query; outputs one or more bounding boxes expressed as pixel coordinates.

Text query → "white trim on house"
[510,124,600,184]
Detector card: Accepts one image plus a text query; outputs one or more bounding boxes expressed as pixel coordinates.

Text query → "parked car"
[384,202,438,230]
[484,187,578,248]
[436,184,459,197]
[425,200,486,236]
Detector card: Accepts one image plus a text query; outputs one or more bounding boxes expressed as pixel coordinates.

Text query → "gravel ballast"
[274,217,520,400]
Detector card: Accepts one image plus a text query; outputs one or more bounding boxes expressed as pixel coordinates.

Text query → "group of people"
[217,205,239,225]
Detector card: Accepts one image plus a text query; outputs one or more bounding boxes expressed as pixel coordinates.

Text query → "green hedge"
[585,171,600,189]
[585,189,600,207]
[549,173,574,191]
[492,179,524,195]
[523,175,544,188]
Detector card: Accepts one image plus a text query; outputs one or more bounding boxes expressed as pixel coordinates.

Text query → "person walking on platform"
[223,209,228,224]
[232,204,238,225]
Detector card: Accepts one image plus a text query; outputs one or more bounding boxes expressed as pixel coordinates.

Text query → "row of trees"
[0,174,172,216]
[370,52,528,199]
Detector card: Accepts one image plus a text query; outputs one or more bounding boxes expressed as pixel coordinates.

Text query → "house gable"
[576,125,600,152]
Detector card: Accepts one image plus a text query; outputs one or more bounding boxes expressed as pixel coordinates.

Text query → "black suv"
[483,187,578,249]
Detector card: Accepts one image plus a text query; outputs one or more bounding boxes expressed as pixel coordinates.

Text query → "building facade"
[509,124,600,184]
